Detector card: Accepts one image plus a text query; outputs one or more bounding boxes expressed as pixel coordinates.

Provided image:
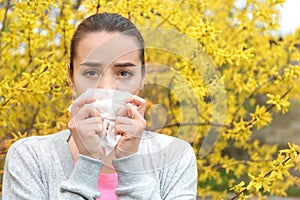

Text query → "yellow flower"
[266,93,290,114]
[250,106,272,129]
[270,160,293,180]
[247,172,271,192]
[230,181,245,193]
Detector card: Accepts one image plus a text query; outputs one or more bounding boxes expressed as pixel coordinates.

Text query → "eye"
[115,70,133,79]
[83,70,100,78]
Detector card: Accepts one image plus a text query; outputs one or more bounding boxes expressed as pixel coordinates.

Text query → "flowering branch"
[1,0,11,32]
[230,156,291,200]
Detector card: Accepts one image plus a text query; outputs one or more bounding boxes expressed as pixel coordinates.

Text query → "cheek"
[115,76,143,94]
[73,78,86,97]
[73,76,97,97]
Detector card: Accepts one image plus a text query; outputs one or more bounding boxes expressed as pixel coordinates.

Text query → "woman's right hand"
[68,90,105,160]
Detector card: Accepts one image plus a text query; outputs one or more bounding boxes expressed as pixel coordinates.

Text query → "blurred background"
[248,0,300,156]
[0,0,299,199]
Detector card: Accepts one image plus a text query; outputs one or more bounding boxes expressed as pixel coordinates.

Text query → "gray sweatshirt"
[2,130,197,199]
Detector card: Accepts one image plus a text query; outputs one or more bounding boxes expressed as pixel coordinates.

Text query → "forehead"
[76,32,141,64]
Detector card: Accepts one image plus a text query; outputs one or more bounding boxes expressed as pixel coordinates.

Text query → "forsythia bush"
[1,0,300,199]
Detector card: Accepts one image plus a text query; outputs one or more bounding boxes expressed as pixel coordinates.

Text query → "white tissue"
[69,89,131,156]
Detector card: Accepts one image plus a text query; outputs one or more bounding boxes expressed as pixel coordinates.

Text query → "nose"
[97,70,116,89]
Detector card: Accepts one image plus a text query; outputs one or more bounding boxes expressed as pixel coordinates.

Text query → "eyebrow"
[79,61,138,68]
[114,62,137,67]
[80,62,103,67]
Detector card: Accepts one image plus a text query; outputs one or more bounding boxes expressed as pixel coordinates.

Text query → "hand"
[68,90,105,160]
[114,95,146,158]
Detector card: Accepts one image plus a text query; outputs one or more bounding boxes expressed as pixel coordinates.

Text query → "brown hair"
[69,12,145,76]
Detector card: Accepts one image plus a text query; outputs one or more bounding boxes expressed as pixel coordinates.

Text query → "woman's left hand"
[114,95,146,158]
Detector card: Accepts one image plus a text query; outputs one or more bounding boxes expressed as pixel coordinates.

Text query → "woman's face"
[71,32,144,97]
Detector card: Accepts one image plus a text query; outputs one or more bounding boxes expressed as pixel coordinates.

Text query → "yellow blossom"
[250,106,272,130]
[266,93,290,113]
[1,0,300,198]
[247,172,271,192]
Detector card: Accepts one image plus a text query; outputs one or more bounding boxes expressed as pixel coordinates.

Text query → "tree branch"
[162,121,231,129]
[265,87,293,113]
[1,0,11,32]
[96,0,100,14]
[244,87,293,128]
[230,156,292,200]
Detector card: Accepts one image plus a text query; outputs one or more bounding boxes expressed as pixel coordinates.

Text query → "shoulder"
[139,130,194,155]
[136,131,196,171]
[6,130,70,160]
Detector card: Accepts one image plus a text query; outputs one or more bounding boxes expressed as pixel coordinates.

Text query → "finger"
[71,89,96,115]
[116,104,145,124]
[71,123,104,159]
[71,88,105,114]
[115,116,132,125]
[115,124,136,136]
[127,95,146,115]
[126,103,145,121]
[73,103,101,121]
[83,124,102,136]
[69,121,102,135]
[82,117,103,125]
[116,106,127,117]
[115,124,144,139]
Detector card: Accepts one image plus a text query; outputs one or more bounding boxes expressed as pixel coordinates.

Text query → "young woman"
[2,13,197,199]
